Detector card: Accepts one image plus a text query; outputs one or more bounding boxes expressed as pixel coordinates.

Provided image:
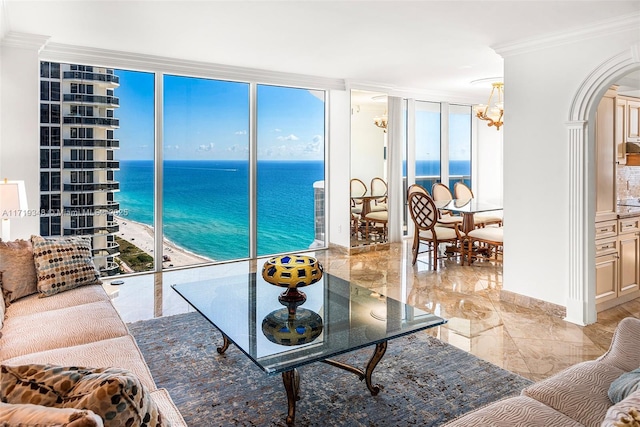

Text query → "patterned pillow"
[0,401,103,426]
[31,235,101,297]
[603,390,640,427]
[0,239,38,303]
[0,364,166,427]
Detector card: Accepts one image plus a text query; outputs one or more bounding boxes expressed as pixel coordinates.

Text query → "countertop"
[617,199,640,218]
[618,207,640,218]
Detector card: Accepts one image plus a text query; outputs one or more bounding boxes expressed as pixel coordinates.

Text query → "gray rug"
[128,312,532,427]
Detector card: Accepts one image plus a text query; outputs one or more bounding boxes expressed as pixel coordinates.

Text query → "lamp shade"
[0,180,28,217]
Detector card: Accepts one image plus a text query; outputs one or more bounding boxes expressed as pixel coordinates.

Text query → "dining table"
[434,198,503,234]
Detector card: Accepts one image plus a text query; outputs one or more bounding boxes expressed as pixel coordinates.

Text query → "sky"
[114,69,471,163]
[115,69,326,161]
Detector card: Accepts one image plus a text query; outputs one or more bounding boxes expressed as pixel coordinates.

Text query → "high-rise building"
[39,62,121,276]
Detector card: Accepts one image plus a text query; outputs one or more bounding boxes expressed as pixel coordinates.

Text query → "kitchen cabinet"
[595,216,640,311]
[616,97,627,164]
[613,95,640,164]
[627,98,640,142]
[595,89,617,223]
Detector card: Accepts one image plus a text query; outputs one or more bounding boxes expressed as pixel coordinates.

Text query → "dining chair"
[464,226,504,265]
[407,189,464,269]
[430,182,463,228]
[369,177,388,212]
[364,210,388,242]
[350,178,367,237]
[453,182,503,227]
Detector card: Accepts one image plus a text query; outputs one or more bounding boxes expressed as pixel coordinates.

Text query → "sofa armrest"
[597,317,640,372]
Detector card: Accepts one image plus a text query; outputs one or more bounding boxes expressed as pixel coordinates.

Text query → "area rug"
[128,312,532,426]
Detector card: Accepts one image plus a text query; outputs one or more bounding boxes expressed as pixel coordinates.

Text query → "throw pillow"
[0,239,38,304]
[31,235,101,297]
[610,368,640,404]
[0,364,166,427]
[0,402,103,427]
[614,408,640,427]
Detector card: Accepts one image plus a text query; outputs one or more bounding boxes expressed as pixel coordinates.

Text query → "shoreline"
[114,216,213,269]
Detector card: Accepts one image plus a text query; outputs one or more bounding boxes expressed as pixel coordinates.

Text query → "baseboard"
[500,289,567,319]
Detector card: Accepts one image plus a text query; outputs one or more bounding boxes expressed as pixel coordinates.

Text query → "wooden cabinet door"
[618,231,640,296]
[595,93,617,222]
[628,100,640,142]
[596,252,618,306]
[616,98,627,163]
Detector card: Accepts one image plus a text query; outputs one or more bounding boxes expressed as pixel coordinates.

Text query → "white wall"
[350,104,386,186]
[328,89,351,249]
[502,30,640,308]
[0,41,41,240]
[475,118,503,205]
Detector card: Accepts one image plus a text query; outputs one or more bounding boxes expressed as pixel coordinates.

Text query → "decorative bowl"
[262,307,324,346]
[261,255,323,305]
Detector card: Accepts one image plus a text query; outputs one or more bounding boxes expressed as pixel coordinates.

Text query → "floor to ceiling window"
[39,61,328,276]
[448,104,472,190]
[113,69,155,273]
[256,85,326,256]
[163,75,250,264]
[415,101,441,192]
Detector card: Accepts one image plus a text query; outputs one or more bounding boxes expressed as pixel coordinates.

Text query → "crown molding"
[493,11,640,58]
[1,31,49,51]
[345,79,476,105]
[37,41,345,91]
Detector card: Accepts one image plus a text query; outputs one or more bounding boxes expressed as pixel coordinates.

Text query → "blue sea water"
[116,160,324,261]
[116,159,469,261]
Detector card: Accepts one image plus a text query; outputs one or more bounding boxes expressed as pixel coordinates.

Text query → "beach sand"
[115,216,213,270]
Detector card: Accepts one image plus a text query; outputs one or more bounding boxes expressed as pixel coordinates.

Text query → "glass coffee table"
[172,271,446,425]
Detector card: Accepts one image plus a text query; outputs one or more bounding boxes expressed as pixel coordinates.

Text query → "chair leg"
[432,241,438,270]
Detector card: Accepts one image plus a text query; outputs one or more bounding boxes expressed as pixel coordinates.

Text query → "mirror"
[350,89,388,247]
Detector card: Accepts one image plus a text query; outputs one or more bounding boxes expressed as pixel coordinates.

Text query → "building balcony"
[63,139,120,148]
[63,202,120,215]
[63,117,119,127]
[62,71,120,87]
[63,223,119,236]
[63,94,119,106]
[63,182,120,192]
[99,261,120,277]
[63,161,120,170]
[93,241,120,257]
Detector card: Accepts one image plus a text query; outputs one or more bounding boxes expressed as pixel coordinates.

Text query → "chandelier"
[473,82,504,130]
[373,113,388,132]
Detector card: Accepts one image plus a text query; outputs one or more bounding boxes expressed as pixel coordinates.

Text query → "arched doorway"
[566,44,640,325]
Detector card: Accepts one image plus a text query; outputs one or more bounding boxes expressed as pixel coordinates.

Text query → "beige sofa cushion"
[32,235,102,297]
[0,239,38,304]
[151,389,187,427]
[0,300,128,360]
[442,395,584,427]
[0,364,165,427]
[0,401,103,427]
[523,360,624,427]
[5,284,109,318]
[2,335,157,393]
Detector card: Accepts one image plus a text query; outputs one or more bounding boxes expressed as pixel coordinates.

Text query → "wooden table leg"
[282,369,300,426]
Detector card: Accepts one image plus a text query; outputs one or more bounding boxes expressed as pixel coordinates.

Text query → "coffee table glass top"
[172,272,446,375]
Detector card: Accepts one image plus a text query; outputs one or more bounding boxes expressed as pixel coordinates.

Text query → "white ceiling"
[2,0,640,103]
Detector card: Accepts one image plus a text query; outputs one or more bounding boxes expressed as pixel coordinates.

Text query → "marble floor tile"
[106,240,638,382]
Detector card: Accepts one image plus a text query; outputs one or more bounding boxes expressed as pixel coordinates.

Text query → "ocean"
[116,159,470,261]
[116,160,324,260]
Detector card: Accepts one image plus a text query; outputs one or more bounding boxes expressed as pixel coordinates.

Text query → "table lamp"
[0,179,28,241]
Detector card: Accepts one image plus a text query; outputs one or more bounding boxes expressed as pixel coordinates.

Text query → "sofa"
[443,316,640,427]
[0,237,187,426]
